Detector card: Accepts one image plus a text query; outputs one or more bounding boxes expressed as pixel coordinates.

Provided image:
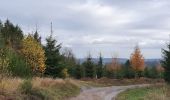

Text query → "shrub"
[20,79,32,94]
[61,68,69,79]
[6,48,32,78]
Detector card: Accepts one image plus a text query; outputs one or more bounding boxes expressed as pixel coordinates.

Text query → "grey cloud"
[0,0,169,58]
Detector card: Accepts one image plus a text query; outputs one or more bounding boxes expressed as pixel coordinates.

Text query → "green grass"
[116,85,169,100]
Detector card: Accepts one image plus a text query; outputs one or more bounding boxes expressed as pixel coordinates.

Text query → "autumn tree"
[156,63,164,78]
[130,45,145,78]
[106,57,122,78]
[21,35,46,74]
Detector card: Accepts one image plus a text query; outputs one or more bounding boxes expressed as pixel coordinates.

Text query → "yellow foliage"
[61,68,69,79]
[0,49,9,76]
[130,46,145,72]
[21,35,46,73]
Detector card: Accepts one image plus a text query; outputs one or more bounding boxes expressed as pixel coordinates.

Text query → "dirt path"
[69,84,149,100]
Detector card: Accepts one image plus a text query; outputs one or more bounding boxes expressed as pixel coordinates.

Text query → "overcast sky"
[0,0,170,58]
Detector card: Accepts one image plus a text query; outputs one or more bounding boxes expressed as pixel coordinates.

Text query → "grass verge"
[0,77,80,100]
[115,84,170,100]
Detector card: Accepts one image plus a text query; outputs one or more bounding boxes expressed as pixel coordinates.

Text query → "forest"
[0,19,170,100]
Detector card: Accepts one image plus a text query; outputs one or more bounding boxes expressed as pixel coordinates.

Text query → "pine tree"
[62,48,77,77]
[161,41,170,83]
[130,45,145,78]
[123,60,135,78]
[82,54,96,78]
[74,63,85,79]
[44,33,62,77]
[97,53,103,78]
[0,20,4,48]
[1,19,23,49]
[33,30,41,44]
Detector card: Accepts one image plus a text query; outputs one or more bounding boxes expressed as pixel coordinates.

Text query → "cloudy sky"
[0,0,170,58]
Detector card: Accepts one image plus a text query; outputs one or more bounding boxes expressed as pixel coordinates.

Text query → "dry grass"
[32,77,66,88]
[81,77,164,86]
[0,77,81,100]
[0,77,22,92]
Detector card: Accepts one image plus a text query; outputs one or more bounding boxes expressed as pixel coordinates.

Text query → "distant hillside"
[78,58,161,67]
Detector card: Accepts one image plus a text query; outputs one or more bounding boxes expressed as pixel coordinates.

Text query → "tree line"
[0,19,167,81]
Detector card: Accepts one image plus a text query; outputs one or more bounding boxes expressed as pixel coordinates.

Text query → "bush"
[20,79,32,94]
[6,48,32,78]
[61,68,69,79]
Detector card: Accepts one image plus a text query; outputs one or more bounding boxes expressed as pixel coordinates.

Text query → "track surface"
[69,84,149,100]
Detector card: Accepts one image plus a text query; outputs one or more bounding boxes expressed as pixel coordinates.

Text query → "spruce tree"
[97,53,103,78]
[0,20,4,48]
[82,54,96,78]
[1,19,23,49]
[161,41,170,83]
[44,34,62,77]
[33,30,41,44]
[74,63,85,79]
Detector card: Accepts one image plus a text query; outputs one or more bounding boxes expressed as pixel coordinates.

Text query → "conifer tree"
[82,54,96,78]
[97,53,103,78]
[33,30,41,44]
[44,33,62,77]
[61,48,77,76]
[74,63,85,79]
[1,20,23,49]
[161,41,170,83]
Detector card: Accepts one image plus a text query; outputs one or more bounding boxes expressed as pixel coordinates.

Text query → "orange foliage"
[107,57,121,72]
[130,46,145,72]
[156,63,164,73]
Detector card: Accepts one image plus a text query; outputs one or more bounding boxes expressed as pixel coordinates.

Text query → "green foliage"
[162,41,170,83]
[44,34,62,77]
[61,48,77,77]
[6,48,32,77]
[82,54,96,78]
[20,79,32,94]
[116,85,168,100]
[0,48,10,79]
[144,67,162,79]
[33,30,41,44]
[123,60,135,78]
[1,19,23,49]
[74,63,85,79]
[96,53,104,78]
